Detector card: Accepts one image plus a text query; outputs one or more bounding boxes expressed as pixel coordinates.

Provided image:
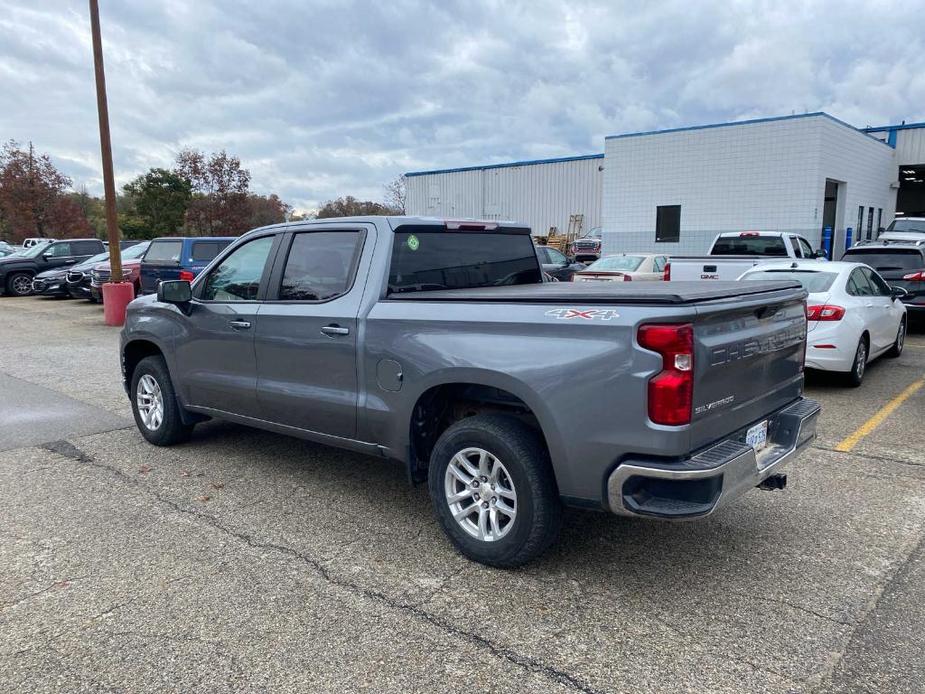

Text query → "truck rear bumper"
[606,398,821,519]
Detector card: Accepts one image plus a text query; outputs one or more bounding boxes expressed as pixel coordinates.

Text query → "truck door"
[254,226,372,439]
[173,235,279,416]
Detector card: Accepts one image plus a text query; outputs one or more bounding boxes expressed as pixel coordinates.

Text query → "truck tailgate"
[690,288,806,450]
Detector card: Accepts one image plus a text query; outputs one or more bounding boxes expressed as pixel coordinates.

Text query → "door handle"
[321,325,350,337]
[229,320,252,330]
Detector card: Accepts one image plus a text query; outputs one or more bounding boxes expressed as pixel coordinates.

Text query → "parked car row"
[0,236,235,300]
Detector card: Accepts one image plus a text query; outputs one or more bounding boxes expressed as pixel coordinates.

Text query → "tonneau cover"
[387,280,802,305]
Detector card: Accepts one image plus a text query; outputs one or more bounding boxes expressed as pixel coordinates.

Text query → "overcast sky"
[1,1,923,212]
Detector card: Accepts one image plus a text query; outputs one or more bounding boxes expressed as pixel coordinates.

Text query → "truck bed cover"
[388,280,801,305]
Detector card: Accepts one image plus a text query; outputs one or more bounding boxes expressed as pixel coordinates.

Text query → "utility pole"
[89,0,122,281]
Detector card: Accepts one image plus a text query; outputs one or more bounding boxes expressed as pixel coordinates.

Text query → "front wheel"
[428,414,561,568]
[887,319,906,358]
[130,356,194,446]
[5,272,34,297]
[846,337,868,387]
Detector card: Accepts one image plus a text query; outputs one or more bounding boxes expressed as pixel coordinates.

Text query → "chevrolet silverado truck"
[669,231,827,281]
[120,217,820,567]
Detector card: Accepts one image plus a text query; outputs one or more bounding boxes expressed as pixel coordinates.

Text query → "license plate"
[746,420,768,451]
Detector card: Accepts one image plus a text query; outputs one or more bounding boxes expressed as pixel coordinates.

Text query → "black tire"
[5,272,34,297]
[427,414,561,568]
[886,318,906,358]
[846,336,868,387]
[130,355,194,446]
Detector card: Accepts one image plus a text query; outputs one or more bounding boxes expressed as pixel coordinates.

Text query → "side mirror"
[813,249,828,259]
[42,251,53,260]
[157,279,192,304]
[890,286,909,300]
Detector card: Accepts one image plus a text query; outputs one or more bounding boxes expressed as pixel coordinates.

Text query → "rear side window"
[277,231,364,301]
[388,232,542,293]
[191,241,230,262]
[843,249,925,272]
[73,241,101,255]
[711,236,788,256]
[145,240,183,264]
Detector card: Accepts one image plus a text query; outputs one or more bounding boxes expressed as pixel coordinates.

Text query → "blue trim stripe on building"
[605,111,892,147]
[404,153,604,178]
[863,121,925,133]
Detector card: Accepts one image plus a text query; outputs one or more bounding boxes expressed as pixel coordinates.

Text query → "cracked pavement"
[1,297,924,693]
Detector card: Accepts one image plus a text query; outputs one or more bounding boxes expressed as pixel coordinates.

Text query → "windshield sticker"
[406,234,420,251]
[545,308,620,321]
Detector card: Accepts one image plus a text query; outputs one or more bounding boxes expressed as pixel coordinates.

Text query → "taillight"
[622,274,632,281]
[178,270,195,282]
[902,271,924,281]
[638,323,693,426]
[806,304,845,321]
[663,262,671,281]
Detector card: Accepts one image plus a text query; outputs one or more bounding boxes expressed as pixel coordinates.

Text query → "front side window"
[200,236,274,302]
[546,248,567,264]
[798,237,815,258]
[49,243,72,257]
[278,231,363,301]
[145,240,183,264]
[847,268,875,297]
[861,267,891,296]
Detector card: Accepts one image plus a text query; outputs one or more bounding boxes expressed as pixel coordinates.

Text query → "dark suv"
[842,242,925,317]
[0,238,106,296]
[139,237,235,294]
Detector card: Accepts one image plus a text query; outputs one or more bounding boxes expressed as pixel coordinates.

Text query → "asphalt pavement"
[1,296,923,693]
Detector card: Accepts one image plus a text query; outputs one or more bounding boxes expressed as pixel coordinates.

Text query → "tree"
[315,195,399,219]
[123,168,192,238]
[384,175,406,215]
[247,193,292,228]
[174,149,251,235]
[0,140,73,242]
[47,196,94,237]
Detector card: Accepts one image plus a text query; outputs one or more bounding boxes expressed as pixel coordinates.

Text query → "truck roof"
[248,217,532,235]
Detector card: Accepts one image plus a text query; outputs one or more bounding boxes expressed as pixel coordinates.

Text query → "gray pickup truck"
[120,217,820,567]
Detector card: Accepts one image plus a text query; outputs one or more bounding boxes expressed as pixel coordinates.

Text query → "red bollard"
[101,282,135,327]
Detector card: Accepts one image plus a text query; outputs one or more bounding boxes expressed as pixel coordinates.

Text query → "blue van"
[139,237,235,294]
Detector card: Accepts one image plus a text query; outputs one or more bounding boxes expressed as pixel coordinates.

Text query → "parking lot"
[1,296,923,693]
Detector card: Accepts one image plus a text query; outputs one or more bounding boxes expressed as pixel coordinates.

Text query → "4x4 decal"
[545,308,620,321]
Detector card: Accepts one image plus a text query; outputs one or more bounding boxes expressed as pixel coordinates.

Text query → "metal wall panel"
[406,157,604,236]
[894,128,925,165]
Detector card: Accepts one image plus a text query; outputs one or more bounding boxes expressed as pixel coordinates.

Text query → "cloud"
[1,0,922,213]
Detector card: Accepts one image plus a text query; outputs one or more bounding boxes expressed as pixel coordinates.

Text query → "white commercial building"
[404,154,604,237]
[405,113,925,257]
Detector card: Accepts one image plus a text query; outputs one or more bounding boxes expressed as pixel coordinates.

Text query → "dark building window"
[655,205,681,243]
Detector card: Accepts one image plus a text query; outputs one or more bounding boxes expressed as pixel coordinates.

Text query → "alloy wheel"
[136,374,164,431]
[444,447,517,542]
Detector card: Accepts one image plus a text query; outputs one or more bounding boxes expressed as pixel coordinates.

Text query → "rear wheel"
[887,319,906,358]
[6,272,34,297]
[130,356,194,446]
[428,414,561,568]
[846,337,868,387]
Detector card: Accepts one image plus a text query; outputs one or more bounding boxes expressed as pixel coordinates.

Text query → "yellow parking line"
[834,376,925,452]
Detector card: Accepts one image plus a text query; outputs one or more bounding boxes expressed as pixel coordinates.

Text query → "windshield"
[18,242,53,258]
[388,231,542,293]
[887,219,925,234]
[742,269,838,292]
[122,242,151,259]
[712,235,788,256]
[586,255,645,272]
[842,249,925,271]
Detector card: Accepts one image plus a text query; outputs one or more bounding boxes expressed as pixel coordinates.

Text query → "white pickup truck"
[669,231,827,281]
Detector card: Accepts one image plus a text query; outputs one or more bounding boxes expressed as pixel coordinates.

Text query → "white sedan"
[572,253,668,282]
[739,261,907,386]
